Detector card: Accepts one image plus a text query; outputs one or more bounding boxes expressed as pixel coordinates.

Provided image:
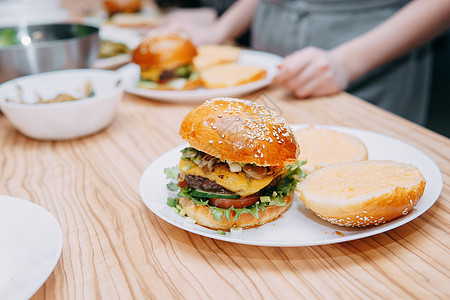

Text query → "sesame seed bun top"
[179,97,300,166]
[132,32,197,69]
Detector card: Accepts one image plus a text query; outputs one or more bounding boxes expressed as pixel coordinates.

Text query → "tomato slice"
[209,194,260,209]
[177,179,187,188]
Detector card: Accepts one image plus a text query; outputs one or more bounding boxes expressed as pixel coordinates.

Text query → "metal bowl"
[0,23,99,83]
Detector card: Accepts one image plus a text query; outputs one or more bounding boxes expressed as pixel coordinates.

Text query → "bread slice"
[297,160,426,227]
[295,126,367,174]
[193,45,240,70]
[200,63,267,89]
[178,192,293,231]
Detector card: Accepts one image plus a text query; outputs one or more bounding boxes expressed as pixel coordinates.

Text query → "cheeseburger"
[168,97,305,231]
[132,32,200,90]
[104,0,141,17]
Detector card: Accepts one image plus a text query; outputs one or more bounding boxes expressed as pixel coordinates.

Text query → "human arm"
[274,0,450,98]
[156,0,259,45]
[160,7,218,27]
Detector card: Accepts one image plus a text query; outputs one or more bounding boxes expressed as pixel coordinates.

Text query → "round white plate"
[92,54,131,69]
[139,125,443,247]
[121,49,283,102]
[0,195,63,298]
[94,53,132,70]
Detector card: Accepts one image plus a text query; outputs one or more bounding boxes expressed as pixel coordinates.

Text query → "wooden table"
[1,86,449,299]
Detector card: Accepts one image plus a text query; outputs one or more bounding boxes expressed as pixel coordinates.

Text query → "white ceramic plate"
[94,54,132,70]
[94,25,141,69]
[0,195,63,298]
[139,125,443,247]
[121,49,283,102]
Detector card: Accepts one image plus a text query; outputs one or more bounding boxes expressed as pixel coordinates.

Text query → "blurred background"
[1,0,448,137]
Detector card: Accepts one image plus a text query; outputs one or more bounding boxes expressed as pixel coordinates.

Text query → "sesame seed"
[204,97,293,152]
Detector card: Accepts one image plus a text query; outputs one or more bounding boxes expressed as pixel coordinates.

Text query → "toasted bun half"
[295,126,368,174]
[132,32,197,69]
[193,45,240,70]
[179,97,299,166]
[200,63,267,89]
[297,160,426,227]
[179,192,293,230]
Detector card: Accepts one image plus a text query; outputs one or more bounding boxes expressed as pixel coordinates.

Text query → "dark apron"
[252,0,432,125]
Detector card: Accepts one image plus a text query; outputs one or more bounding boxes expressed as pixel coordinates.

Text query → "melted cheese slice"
[180,159,285,197]
[140,67,163,82]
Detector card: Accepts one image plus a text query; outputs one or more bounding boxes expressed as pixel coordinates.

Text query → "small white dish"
[99,25,141,50]
[0,69,123,140]
[121,49,282,102]
[0,195,63,299]
[93,25,141,69]
[139,125,443,246]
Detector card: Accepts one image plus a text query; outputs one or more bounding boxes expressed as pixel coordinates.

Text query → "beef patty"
[185,175,232,194]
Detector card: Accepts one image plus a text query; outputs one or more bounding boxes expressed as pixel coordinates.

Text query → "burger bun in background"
[132,32,200,90]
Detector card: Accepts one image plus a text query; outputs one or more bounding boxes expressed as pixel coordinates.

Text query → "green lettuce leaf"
[164,165,179,179]
[166,182,180,191]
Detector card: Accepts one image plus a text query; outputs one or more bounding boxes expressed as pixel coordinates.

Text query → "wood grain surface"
[1,87,449,299]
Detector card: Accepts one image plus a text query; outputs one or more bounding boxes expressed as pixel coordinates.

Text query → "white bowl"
[0,69,123,140]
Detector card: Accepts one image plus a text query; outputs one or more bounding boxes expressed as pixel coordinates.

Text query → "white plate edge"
[0,195,63,298]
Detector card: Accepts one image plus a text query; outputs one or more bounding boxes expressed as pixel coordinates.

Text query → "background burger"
[132,32,200,90]
[104,0,141,17]
[167,97,306,231]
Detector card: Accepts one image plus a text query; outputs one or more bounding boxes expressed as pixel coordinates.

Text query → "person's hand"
[273,46,350,98]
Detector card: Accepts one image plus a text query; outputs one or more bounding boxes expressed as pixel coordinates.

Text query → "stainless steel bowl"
[0,23,99,83]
